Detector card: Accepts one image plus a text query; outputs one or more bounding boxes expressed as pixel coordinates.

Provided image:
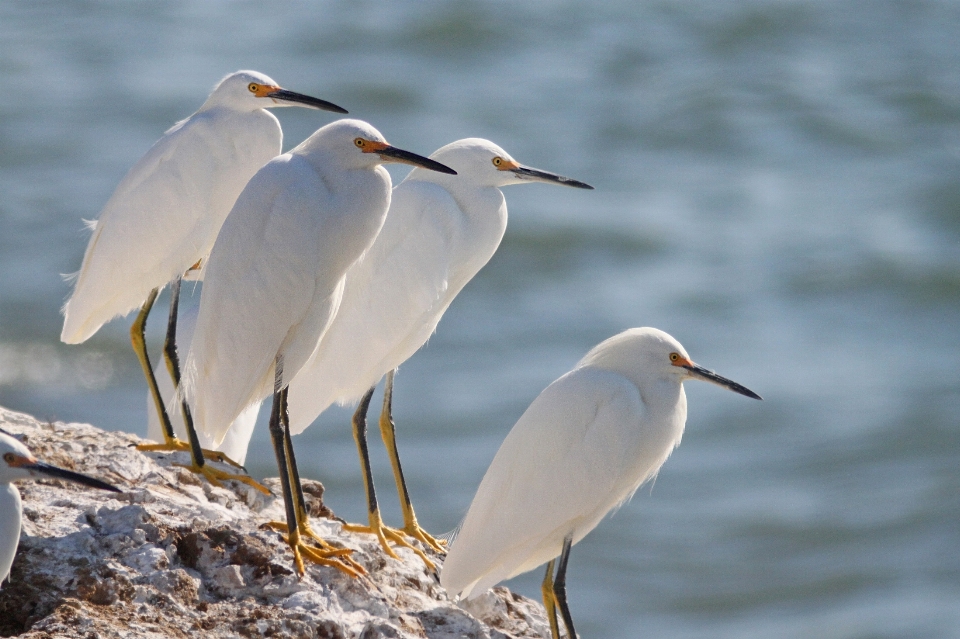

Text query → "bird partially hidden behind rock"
[0,428,121,588]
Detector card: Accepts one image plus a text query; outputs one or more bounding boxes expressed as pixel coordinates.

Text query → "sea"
[0,2,958,637]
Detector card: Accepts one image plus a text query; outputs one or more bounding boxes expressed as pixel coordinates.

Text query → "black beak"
[511,165,594,189]
[684,364,762,400]
[265,89,348,114]
[26,461,122,492]
[378,146,458,175]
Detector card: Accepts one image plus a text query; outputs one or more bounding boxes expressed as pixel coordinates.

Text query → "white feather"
[182,119,394,447]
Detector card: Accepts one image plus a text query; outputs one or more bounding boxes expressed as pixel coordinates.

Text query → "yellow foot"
[174,461,271,495]
[401,520,446,554]
[342,511,437,571]
[266,521,366,578]
[136,437,245,469]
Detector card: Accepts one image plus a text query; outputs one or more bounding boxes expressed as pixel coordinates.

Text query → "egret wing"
[61,109,280,343]
[286,180,464,432]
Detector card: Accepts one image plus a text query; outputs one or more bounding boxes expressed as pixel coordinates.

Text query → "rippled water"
[1,2,958,637]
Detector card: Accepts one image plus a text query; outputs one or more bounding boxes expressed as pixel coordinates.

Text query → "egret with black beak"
[440,328,761,639]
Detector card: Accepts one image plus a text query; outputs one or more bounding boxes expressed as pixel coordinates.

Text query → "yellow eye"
[492,157,503,167]
[3,452,15,463]
[669,352,680,362]
[354,138,365,148]
[248,83,258,93]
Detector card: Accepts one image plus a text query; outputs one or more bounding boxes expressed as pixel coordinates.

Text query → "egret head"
[298,119,457,175]
[582,327,761,400]
[415,138,593,190]
[0,432,121,491]
[205,70,347,114]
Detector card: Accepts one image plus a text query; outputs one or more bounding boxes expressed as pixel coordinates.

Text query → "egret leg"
[341,386,436,570]
[268,383,306,576]
[131,288,178,445]
[378,370,445,552]
[553,536,578,639]
[266,368,363,578]
[541,558,562,639]
[161,276,245,469]
[133,282,264,493]
[279,388,365,576]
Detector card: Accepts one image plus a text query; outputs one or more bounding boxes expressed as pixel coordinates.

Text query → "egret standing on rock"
[60,71,346,489]
[182,119,456,577]
[440,327,761,639]
[0,429,121,588]
[280,139,592,566]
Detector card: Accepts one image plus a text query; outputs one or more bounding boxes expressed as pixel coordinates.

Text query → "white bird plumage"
[180,118,455,576]
[0,430,120,588]
[61,70,344,343]
[439,327,760,638]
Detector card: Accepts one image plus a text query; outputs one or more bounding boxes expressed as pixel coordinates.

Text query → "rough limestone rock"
[0,406,549,638]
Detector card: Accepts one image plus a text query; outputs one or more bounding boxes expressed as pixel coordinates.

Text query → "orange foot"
[266,521,366,577]
[136,437,245,469]
[172,460,271,495]
[342,510,437,571]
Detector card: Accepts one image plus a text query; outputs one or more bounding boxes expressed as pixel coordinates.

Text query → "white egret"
[281,138,592,566]
[0,429,121,588]
[147,306,259,467]
[440,327,761,639]
[60,70,346,489]
[181,119,456,577]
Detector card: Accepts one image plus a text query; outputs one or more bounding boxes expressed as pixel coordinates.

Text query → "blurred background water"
[1,1,959,637]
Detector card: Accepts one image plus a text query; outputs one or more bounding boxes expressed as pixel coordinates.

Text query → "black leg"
[162,276,206,468]
[553,536,578,639]
[352,387,379,518]
[269,389,299,537]
[280,387,309,522]
[268,363,304,574]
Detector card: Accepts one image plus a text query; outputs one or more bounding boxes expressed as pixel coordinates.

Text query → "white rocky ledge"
[0,406,548,638]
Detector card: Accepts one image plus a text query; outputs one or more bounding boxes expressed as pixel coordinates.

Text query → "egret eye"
[2,452,14,463]
[248,83,258,93]
[669,352,680,362]
[492,157,503,167]
[354,138,365,148]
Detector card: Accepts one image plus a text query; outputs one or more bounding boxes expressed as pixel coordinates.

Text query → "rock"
[0,406,549,638]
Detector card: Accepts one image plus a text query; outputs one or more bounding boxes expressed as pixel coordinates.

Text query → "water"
[2,1,959,636]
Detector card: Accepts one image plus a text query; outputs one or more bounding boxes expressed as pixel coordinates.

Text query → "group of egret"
[56,70,760,637]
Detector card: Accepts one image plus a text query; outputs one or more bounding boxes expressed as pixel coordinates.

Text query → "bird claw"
[173,461,271,495]
[342,511,437,571]
[402,521,446,554]
[267,521,366,578]
[135,437,246,469]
